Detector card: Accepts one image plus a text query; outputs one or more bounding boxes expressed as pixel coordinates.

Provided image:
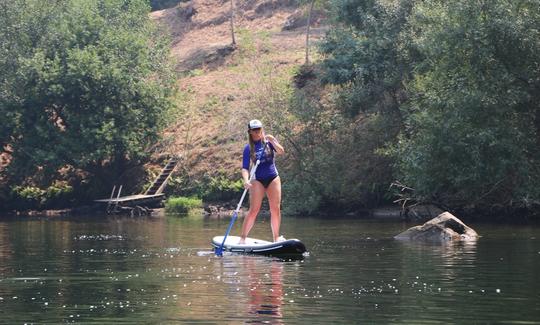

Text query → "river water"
[0,213,539,324]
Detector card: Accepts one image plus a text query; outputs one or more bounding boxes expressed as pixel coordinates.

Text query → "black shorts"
[255,175,278,188]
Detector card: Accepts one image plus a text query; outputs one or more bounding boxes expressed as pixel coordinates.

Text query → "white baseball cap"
[248,119,263,130]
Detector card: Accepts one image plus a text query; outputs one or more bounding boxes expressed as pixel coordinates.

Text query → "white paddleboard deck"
[212,235,306,256]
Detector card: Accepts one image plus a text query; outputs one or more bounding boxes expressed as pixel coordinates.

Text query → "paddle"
[215,140,268,256]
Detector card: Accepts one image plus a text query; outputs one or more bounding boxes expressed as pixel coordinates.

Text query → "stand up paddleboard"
[212,235,306,257]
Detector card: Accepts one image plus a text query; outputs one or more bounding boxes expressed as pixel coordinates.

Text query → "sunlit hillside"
[150,0,326,183]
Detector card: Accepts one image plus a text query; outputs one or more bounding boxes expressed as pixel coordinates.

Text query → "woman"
[239,119,285,244]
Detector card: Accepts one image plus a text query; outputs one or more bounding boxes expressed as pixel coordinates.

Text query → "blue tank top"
[242,141,278,180]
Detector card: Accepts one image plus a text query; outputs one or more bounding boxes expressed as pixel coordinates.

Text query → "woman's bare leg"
[239,181,265,243]
[266,176,282,242]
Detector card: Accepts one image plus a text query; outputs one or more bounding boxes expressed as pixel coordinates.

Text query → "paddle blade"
[215,247,223,256]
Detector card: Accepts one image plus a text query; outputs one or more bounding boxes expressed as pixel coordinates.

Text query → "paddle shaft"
[216,140,268,256]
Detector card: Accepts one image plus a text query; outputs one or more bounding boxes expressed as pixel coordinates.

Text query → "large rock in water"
[395,212,478,242]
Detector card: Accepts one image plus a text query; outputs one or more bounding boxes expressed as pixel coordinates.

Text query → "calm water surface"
[0,213,539,324]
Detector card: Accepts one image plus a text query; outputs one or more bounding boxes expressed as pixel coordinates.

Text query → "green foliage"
[10,184,74,210]
[236,28,260,61]
[11,187,46,210]
[0,0,176,193]
[393,0,540,209]
[311,0,540,214]
[203,175,244,201]
[167,172,244,202]
[280,0,414,213]
[282,88,396,214]
[165,196,203,214]
[320,0,415,116]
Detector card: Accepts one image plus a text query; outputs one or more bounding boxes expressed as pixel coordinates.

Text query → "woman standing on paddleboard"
[239,119,285,244]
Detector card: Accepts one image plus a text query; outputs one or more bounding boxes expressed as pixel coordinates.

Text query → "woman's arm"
[265,134,284,154]
[242,168,251,189]
[241,145,252,189]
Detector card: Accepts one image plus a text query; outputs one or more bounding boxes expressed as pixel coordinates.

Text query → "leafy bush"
[10,184,74,210]
[280,102,396,214]
[167,171,243,202]
[165,196,203,214]
[202,175,244,201]
[11,186,45,210]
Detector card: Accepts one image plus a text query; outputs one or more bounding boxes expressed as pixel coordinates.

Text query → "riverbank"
[0,203,405,219]
[4,201,537,223]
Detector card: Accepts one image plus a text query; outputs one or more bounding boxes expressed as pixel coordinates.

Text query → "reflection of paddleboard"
[211,235,306,257]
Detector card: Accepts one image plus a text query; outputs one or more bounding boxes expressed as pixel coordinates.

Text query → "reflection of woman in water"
[243,256,284,323]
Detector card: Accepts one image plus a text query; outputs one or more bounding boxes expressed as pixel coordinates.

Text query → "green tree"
[394,0,540,211]
[320,0,415,117]
[0,0,176,203]
[280,0,416,213]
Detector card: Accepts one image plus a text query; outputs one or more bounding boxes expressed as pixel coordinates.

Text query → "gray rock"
[395,212,478,242]
[177,43,236,72]
[282,10,308,30]
[176,2,196,21]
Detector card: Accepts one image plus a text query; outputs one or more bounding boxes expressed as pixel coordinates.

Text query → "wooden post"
[106,185,116,213]
[112,185,123,214]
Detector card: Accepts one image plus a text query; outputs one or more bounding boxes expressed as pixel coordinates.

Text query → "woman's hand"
[241,169,252,189]
[243,179,252,189]
[265,134,278,144]
[265,134,285,154]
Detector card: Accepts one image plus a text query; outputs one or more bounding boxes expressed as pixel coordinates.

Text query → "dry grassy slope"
[150,0,326,181]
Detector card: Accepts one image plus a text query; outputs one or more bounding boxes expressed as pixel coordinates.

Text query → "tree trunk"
[305,0,314,64]
[230,0,236,45]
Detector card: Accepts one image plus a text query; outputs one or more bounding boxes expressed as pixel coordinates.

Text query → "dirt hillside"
[150,0,327,180]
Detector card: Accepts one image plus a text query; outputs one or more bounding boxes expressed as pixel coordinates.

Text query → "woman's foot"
[238,238,246,245]
[275,235,286,242]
